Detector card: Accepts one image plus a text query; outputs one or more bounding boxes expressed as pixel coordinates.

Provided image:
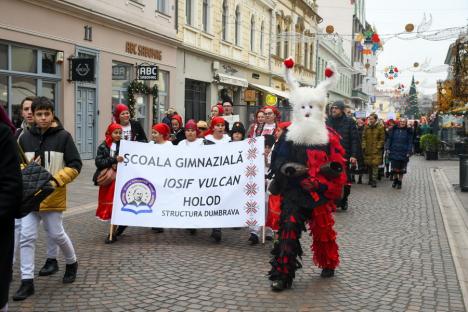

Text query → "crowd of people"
[0,80,436,308]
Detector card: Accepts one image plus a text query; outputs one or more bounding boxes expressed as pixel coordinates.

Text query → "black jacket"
[171,129,186,145]
[93,141,119,185]
[19,124,82,212]
[130,120,148,143]
[326,115,360,159]
[0,123,22,308]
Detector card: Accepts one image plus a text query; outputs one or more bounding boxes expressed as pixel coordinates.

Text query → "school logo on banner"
[120,178,156,215]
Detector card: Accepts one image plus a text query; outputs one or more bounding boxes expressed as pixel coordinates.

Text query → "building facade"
[175,0,275,124]
[0,0,178,159]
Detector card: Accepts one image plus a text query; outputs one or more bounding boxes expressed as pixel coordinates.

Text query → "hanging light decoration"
[326,25,335,34]
[384,65,399,80]
[405,23,415,32]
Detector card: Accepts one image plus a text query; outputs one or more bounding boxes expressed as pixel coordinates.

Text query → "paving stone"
[7,157,466,311]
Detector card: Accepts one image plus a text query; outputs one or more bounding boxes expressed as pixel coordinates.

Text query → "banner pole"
[262,226,265,244]
[109,223,114,241]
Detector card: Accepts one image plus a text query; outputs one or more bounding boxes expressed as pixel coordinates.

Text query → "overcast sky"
[366,0,468,95]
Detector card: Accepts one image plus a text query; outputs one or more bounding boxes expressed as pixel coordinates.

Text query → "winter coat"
[129,120,148,142]
[0,123,22,308]
[171,129,186,145]
[326,115,361,160]
[387,126,413,161]
[362,123,385,166]
[93,141,119,185]
[19,124,82,212]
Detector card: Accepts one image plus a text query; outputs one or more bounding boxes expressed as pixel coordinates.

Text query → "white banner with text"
[111,138,265,228]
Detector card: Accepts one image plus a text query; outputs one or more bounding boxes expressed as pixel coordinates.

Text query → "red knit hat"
[212,104,224,115]
[185,119,199,135]
[114,104,129,123]
[171,114,183,128]
[152,123,171,140]
[210,117,225,129]
[105,123,123,147]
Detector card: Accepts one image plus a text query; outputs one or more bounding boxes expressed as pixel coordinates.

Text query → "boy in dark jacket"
[14,97,82,301]
[386,118,413,189]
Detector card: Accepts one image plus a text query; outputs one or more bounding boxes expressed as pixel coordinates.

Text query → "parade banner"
[111,138,265,228]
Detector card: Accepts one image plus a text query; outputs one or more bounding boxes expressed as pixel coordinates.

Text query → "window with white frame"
[235,5,241,46]
[156,0,166,13]
[186,0,193,25]
[276,24,281,57]
[250,16,255,52]
[202,0,209,32]
[283,25,289,57]
[309,44,313,70]
[222,0,228,41]
[260,21,264,56]
[304,43,308,68]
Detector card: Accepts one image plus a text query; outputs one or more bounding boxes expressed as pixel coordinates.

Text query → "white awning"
[216,73,249,88]
[249,83,289,99]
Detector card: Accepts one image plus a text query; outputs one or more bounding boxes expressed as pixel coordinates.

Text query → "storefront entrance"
[75,87,96,159]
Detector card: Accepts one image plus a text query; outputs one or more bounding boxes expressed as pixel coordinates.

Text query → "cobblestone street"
[8,157,467,311]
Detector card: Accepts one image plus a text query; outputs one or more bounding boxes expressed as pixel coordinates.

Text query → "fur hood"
[284,58,338,146]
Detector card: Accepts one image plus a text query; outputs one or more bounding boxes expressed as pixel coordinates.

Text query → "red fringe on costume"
[96,180,116,221]
[266,194,282,231]
[309,201,339,269]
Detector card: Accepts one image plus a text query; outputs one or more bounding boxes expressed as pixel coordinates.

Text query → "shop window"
[42,82,56,104]
[12,77,36,126]
[151,70,169,123]
[42,51,56,74]
[112,61,133,108]
[0,76,7,113]
[0,45,7,70]
[12,46,37,73]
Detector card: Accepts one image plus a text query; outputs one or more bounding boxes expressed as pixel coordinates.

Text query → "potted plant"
[420,134,440,160]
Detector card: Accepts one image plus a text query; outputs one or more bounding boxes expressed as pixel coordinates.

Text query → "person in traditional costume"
[267,58,347,291]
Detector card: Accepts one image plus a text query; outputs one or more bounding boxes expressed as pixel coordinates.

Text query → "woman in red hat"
[113,104,147,142]
[170,114,185,145]
[150,123,173,146]
[93,123,124,243]
[113,104,147,237]
[204,117,230,144]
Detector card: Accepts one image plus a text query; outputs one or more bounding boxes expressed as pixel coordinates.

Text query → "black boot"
[210,229,222,242]
[392,179,398,188]
[397,180,402,190]
[357,176,362,184]
[38,258,59,276]
[270,279,292,291]
[341,201,348,211]
[248,233,259,245]
[62,262,78,284]
[371,180,377,188]
[12,279,34,301]
[320,268,335,278]
[151,227,164,233]
[115,226,127,236]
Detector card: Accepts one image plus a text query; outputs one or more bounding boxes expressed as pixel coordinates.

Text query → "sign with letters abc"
[71,58,95,81]
[137,65,158,80]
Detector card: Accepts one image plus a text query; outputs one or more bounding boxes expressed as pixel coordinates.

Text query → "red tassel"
[325,67,334,78]
[284,58,295,68]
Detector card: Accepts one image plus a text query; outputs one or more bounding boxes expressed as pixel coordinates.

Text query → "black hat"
[230,122,246,139]
[263,135,275,148]
[331,100,345,111]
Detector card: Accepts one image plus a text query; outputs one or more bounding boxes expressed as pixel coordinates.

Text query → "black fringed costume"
[268,128,347,288]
